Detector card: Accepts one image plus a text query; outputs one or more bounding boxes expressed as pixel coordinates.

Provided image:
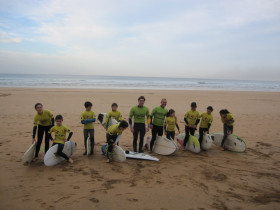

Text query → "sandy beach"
[0,87,280,210]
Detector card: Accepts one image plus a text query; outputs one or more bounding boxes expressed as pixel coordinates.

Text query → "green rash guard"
[129,105,150,124]
[151,106,168,126]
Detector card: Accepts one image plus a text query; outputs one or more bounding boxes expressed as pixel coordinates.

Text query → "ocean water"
[0,74,279,92]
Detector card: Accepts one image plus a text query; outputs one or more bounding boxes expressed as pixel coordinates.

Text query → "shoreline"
[1,86,280,93]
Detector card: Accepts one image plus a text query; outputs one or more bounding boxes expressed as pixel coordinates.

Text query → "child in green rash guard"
[220,109,234,151]
[184,102,200,147]
[199,106,213,147]
[48,115,74,164]
[106,120,129,163]
[129,96,150,153]
[32,103,54,161]
[164,109,180,140]
[81,101,96,155]
[105,103,123,129]
[150,98,168,152]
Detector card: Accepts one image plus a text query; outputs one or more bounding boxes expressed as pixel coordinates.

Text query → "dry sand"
[0,87,280,210]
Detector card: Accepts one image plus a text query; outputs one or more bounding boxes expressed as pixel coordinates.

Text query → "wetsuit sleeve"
[51,117,54,126]
[195,119,200,125]
[129,118,133,128]
[67,132,73,141]
[184,118,189,125]
[176,123,180,132]
[32,126,37,138]
[48,128,53,140]
[208,123,211,129]
[87,119,96,123]
[129,108,134,128]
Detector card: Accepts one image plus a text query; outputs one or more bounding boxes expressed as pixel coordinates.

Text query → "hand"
[165,132,167,135]
[130,128,134,133]
[53,139,56,141]
[32,138,36,144]
[193,125,197,129]
[63,139,67,142]
[146,127,149,133]
[150,124,153,129]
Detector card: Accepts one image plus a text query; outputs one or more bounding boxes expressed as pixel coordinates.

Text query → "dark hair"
[138,96,146,101]
[55,114,63,120]
[207,106,213,112]
[167,109,175,117]
[34,103,42,109]
[191,102,197,108]
[219,109,230,114]
[111,103,118,107]
[84,101,92,108]
[119,120,129,128]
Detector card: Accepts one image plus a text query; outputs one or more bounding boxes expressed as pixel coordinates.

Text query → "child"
[219,109,234,150]
[81,101,96,155]
[32,103,54,161]
[48,115,73,163]
[199,106,214,147]
[164,109,180,140]
[106,120,129,163]
[184,102,200,147]
[105,103,123,129]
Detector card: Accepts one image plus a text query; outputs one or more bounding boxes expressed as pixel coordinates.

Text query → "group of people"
[32,96,235,163]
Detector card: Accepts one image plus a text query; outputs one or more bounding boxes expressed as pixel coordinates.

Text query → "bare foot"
[106,159,110,163]
[68,158,74,164]
[221,147,226,151]
[32,157,38,162]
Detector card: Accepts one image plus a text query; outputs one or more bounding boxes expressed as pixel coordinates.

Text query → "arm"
[67,132,73,141]
[32,126,37,143]
[51,117,54,126]
[184,118,189,125]
[164,124,167,133]
[195,119,200,125]
[129,108,134,131]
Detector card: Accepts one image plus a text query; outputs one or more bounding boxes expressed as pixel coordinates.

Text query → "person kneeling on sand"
[106,120,129,163]
[48,115,74,164]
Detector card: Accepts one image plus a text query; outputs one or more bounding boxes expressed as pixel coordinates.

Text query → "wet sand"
[0,88,280,209]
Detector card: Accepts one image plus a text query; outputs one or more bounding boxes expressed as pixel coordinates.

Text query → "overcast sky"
[0,0,280,80]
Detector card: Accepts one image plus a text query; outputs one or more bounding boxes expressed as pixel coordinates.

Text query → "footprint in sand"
[89,197,99,203]
[127,198,138,202]
[48,178,56,181]
[73,186,80,189]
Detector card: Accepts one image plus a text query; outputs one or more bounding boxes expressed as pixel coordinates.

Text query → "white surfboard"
[125,151,159,161]
[194,133,213,150]
[22,142,37,164]
[44,141,76,166]
[145,136,177,155]
[86,137,91,156]
[98,113,118,129]
[177,133,201,153]
[101,144,126,162]
[211,132,246,152]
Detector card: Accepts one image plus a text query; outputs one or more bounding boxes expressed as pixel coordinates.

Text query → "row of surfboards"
[22,113,246,166]
[22,132,246,166]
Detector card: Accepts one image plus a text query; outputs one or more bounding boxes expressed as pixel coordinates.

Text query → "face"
[112,106,117,111]
[119,127,127,131]
[191,106,196,111]
[36,105,43,114]
[207,109,212,114]
[220,113,226,118]
[55,119,63,126]
[138,99,145,107]
[170,112,175,117]
[86,106,92,111]
[161,99,167,108]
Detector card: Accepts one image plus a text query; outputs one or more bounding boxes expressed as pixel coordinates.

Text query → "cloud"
[0,30,24,43]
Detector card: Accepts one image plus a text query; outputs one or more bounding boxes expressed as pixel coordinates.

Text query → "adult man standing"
[150,98,168,152]
[129,96,150,153]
